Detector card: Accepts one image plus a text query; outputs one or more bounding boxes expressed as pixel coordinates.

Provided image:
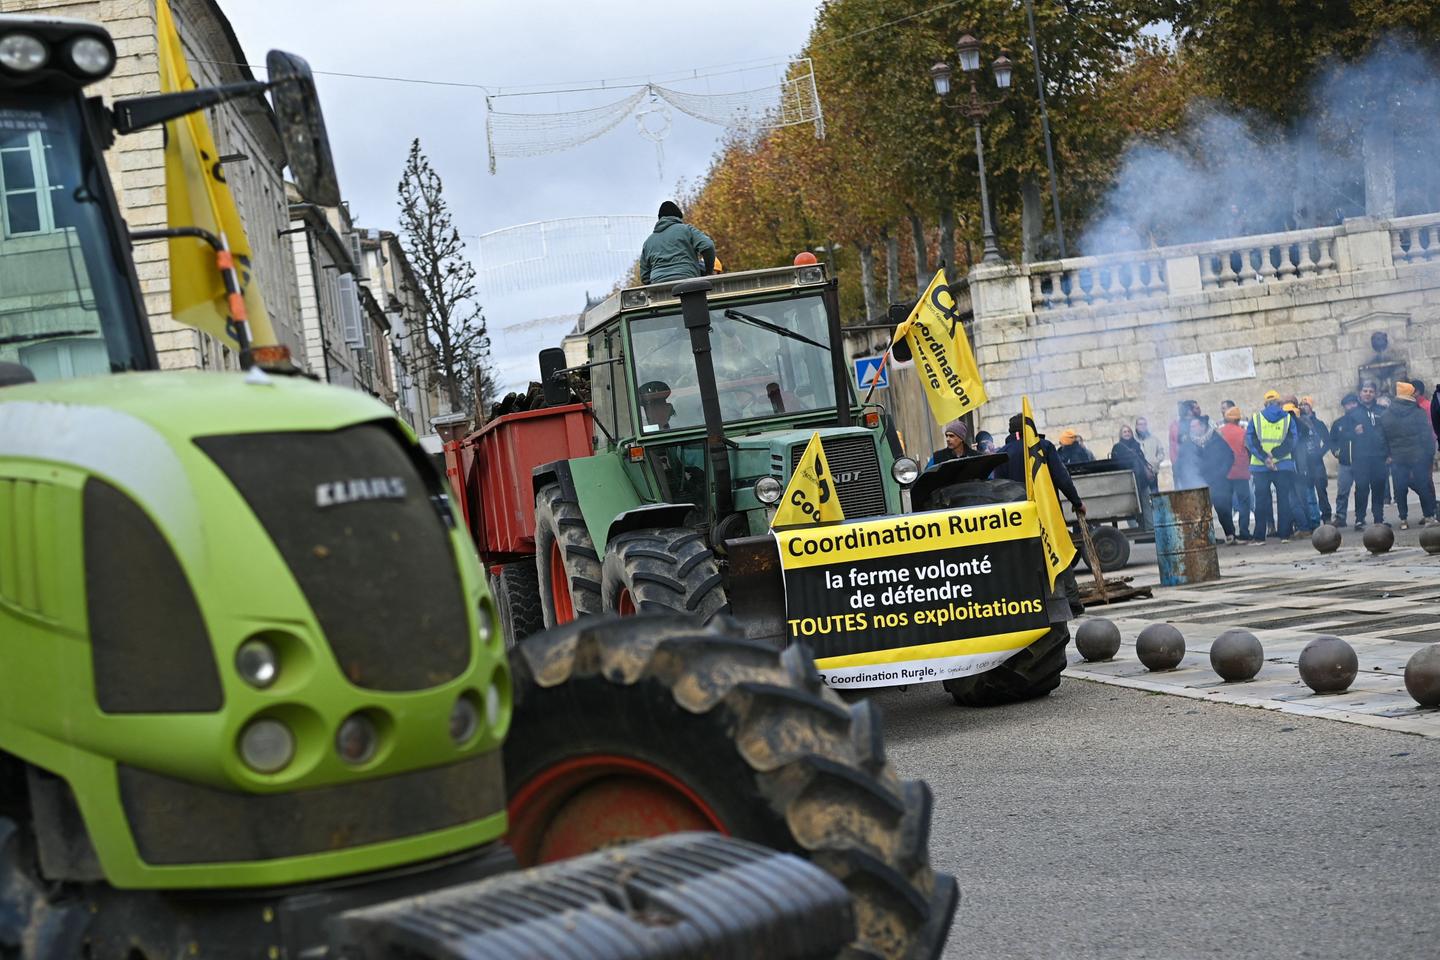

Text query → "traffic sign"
[854,355,888,391]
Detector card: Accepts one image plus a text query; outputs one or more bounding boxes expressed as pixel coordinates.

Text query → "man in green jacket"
[640,201,716,284]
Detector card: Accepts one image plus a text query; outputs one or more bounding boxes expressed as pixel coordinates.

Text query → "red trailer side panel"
[449,404,594,564]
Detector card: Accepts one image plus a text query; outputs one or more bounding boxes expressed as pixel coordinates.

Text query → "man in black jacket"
[1381,381,1437,528]
[1297,397,1332,526]
[1329,393,1360,526]
[1337,381,1389,530]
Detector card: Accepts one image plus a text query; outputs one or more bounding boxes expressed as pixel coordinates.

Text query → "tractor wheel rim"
[550,540,575,623]
[507,754,727,866]
[617,587,637,616]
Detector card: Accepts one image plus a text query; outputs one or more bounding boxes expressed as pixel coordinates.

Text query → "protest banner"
[773,502,1052,689]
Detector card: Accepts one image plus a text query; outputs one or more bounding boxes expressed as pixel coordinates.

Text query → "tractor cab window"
[628,294,836,431]
[0,94,149,381]
[587,323,629,448]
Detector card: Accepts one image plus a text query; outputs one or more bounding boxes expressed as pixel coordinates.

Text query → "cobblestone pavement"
[1070,512,1440,736]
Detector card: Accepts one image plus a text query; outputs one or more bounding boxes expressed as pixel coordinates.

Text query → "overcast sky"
[226,1,821,393]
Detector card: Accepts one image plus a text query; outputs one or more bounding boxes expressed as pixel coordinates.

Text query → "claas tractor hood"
[0,372,509,890]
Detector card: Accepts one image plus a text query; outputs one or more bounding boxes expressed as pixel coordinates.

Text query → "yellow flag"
[1021,397,1076,590]
[772,433,846,528]
[892,268,987,425]
[157,0,277,350]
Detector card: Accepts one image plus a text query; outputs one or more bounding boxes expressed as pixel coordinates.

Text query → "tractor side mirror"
[266,50,340,207]
[538,348,570,407]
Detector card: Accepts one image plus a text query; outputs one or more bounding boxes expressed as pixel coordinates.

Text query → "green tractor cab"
[498,266,1068,708]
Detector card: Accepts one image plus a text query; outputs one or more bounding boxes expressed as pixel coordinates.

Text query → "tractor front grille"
[196,423,471,692]
[790,434,887,519]
[119,751,503,865]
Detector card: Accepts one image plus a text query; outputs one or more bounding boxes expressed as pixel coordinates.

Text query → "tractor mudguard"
[532,458,579,504]
[910,453,1009,512]
[606,502,694,543]
[723,534,788,647]
[327,832,854,960]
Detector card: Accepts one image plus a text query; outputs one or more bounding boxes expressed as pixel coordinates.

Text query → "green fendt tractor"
[490,268,1071,707]
[0,14,953,960]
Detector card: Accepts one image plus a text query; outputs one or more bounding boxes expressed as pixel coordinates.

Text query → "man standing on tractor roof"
[640,201,716,284]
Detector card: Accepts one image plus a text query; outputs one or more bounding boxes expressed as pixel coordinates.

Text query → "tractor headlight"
[239,719,295,774]
[336,712,380,765]
[68,36,113,76]
[891,457,920,487]
[754,476,783,505]
[235,638,279,689]
[0,34,48,73]
[450,693,480,745]
[476,596,494,646]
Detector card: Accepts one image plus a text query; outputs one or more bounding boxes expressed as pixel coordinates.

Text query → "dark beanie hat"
[658,200,683,219]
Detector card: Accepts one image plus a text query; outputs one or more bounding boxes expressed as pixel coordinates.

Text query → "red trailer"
[442,403,594,640]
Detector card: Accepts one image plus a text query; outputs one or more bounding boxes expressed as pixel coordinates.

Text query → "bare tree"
[397,139,496,413]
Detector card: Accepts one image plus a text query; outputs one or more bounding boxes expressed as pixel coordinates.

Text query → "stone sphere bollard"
[1136,623,1185,671]
[1311,524,1342,554]
[1362,523,1395,554]
[1210,629,1264,682]
[1404,645,1440,707]
[1420,525,1440,556]
[1298,635,1359,693]
[1075,619,1122,662]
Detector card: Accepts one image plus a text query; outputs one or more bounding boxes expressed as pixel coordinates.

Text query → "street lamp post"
[931,33,1012,264]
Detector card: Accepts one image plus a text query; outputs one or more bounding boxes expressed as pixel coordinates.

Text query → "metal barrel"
[1151,488,1220,586]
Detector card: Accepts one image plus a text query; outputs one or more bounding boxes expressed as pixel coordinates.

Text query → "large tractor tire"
[505,615,957,960]
[600,527,730,621]
[490,560,545,646]
[534,482,602,627]
[920,478,1071,708]
[941,623,1070,707]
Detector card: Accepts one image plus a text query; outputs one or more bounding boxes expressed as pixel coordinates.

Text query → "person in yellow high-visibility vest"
[1244,390,1298,543]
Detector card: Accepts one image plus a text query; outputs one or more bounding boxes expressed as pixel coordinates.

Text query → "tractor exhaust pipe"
[673,278,734,522]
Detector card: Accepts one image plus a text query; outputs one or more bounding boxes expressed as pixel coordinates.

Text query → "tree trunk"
[938,207,956,274]
[1021,178,1044,262]
[859,243,879,322]
[883,228,900,306]
[908,214,927,292]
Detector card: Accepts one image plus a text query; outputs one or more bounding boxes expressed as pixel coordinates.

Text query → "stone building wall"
[965,214,1440,469]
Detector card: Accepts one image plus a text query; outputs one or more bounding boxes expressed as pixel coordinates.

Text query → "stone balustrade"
[1029,252,1168,310]
[1023,225,1353,313]
[1389,212,1440,265]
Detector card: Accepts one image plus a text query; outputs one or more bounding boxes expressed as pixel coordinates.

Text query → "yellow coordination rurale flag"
[157,0,277,350]
[1021,396,1076,590]
[771,432,845,528]
[892,267,987,425]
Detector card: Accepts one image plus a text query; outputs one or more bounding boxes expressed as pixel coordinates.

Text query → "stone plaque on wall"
[1163,352,1211,388]
[1210,347,1256,382]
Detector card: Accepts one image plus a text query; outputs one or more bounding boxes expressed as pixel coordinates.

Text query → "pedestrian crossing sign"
[855,356,888,391]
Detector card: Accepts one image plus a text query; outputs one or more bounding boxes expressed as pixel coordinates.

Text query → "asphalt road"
[866,676,1440,960]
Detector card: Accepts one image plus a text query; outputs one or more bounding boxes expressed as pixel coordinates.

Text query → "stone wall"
[966,214,1440,466]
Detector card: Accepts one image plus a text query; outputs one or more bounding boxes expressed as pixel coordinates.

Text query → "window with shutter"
[348,232,367,279]
[338,273,363,345]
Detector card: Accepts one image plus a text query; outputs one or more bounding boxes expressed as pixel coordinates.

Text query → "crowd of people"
[1046,381,1440,543]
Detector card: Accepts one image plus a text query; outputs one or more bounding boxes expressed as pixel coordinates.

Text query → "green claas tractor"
[467,269,1071,707]
[0,13,955,960]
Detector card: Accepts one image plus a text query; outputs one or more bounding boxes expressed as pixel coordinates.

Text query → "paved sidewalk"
[1066,521,1440,736]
